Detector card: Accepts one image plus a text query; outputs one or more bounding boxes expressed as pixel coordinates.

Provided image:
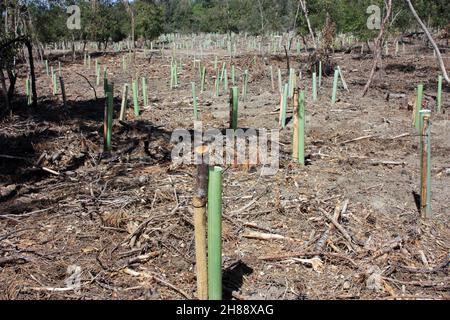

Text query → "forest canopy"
[1,0,449,45]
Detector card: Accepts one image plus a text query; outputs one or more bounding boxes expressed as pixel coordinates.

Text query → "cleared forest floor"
[0,42,449,299]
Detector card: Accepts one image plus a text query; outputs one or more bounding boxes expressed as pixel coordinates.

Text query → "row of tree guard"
[25,50,444,301]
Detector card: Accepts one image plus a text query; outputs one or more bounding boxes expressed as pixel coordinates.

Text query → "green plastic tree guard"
[207,166,223,301]
[331,69,339,104]
[298,90,305,165]
[132,80,139,117]
[415,84,424,130]
[437,75,442,112]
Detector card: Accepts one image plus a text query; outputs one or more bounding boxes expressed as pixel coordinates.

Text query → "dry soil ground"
[0,40,449,300]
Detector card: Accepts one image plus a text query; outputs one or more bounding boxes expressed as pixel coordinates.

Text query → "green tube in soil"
[170,63,174,89]
[26,77,31,105]
[281,83,288,128]
[142,77,148,107]
[104,88,114,152]
[132,80,139,117]
[96,66,100,86]
[231,65,235,86]
[174,63,178,87]
[207,166,223,301]
[288,68,294,98]
[318,61,322,88]
[415,84,424,130]
[331,69,339,104]
[223,69,228,91]
[192,82,198,120]
[231,87,238,130]
[312,72,317,102]
[219,62,226,83]
[45,60,49,76]
[298,90,305,165]
[51,71,55,95]
[437,75,442,112]
[52,71,58,96]
[419,110,432,218]
[25,77,29,97]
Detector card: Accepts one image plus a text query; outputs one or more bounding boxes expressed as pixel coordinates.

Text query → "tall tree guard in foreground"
[362,0,393,97]
[193,146,209,300]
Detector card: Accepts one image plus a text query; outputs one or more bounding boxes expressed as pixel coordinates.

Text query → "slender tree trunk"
[405,0,450,85]
[24,39,37,107]
[257,0,265,34]
[123,0,135,51]
[7,69,16,101]
[362,0,393,97]
[0,69,9,112]
[72,35,76,62]
[299,0,316,49]
[4,0,8,33]
[292,0,302,32]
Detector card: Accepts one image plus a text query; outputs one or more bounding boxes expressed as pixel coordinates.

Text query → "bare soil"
[0,41,449,300]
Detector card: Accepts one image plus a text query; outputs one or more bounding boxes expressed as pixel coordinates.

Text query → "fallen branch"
[0,255,32,267]
[390,133,410,140]
[383,276,450,290]
[75,72,98,100]
[340,135,375,145]
[318,208,359,251]
[259,251,358,268]
[368,236,403,261]
[370,161,405,166]
[42,167,60,176]
[123,268,192,299]
[242,230,301,242]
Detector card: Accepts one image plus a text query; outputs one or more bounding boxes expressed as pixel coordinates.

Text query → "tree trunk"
[72,35,76,62]
[405,0,450,85]
[362,0,393,97]
[123,0,135,51]
[24,39,37,108]
[257,0,265,34]
[7,69,16,101]
[0,36,37,107]
[0,69,9,112]
[299,0,316,49]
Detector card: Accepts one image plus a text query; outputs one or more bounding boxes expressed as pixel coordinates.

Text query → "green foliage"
[7,0,449,45]
[135,0,164,40]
